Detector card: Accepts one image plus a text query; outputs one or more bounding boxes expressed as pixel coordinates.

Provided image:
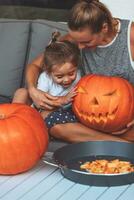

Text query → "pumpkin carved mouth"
[75,106,118,123]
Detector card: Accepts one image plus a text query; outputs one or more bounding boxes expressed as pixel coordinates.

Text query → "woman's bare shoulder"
[130,22,134,60]
[31,53,44,64]
[29,53,44,69]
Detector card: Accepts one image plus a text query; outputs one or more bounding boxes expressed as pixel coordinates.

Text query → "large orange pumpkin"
[73,74,134,133]
[0,103,48,175]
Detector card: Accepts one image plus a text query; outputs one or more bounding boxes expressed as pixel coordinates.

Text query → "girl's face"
[51,62,77,88]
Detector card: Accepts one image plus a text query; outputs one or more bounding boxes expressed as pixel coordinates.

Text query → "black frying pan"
[44,141,134,187]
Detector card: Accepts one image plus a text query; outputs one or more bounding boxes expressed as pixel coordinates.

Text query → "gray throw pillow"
[0,20,30,101]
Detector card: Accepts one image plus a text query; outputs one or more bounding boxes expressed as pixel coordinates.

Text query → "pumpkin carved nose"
[91,97,99,105]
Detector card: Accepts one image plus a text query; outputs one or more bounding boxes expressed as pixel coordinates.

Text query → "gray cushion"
[27,19,68,64]
[0,19,30,99]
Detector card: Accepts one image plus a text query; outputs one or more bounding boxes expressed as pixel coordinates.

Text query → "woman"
[25,0,134,142]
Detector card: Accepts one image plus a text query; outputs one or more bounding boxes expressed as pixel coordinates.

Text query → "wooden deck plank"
[0,164,58,200]
[117,184,134,200]
[78,186,108,200]
[58,184,90,200]
[0,176,12,185]
[17,168,63,200]
[0,160,133,200]
[96,185,129,200]
[0,162,43,199]
[37,178,76,200]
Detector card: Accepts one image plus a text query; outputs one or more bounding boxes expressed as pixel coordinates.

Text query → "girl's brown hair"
[42,38,80,74]
[68,0,116,34]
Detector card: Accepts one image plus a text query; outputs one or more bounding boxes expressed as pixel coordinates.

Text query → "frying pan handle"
[42,151,58,167]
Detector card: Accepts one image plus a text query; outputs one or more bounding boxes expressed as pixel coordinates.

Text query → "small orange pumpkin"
[73,74,134,133]
[0,103,48,175]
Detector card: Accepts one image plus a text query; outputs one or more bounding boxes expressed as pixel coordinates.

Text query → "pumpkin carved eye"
[103,90,117,96]
[77,86,87,94]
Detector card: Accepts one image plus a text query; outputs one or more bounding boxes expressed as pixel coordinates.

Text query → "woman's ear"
[102,23,108,33]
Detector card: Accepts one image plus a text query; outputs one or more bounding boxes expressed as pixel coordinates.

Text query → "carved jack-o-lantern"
[73,74,134,133]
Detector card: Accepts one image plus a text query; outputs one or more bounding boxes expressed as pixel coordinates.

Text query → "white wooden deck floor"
[0,158,134,200]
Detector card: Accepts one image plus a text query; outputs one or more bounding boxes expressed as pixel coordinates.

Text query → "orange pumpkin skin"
[73,74,134,133]
[0,103,48,175]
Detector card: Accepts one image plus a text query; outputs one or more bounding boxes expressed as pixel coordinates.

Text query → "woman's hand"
[112,119,134,135]
[29,87,60,110]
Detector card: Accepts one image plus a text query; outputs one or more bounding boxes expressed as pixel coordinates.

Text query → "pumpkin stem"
[0,114,5,119]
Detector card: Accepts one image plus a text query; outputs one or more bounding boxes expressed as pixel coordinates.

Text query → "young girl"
[13,32,81,128]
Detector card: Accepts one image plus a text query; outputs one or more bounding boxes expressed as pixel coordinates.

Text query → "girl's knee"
[15,88,28,96]
[13,88,30,104]
[50,124,65,139]
[49,123,72,142]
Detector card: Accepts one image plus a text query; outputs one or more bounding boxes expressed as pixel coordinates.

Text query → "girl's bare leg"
[12,88,32,105]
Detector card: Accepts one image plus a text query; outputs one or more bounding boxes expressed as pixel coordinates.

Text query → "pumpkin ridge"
[5,119,25,173]
[112,78,134,129]
[12,112,47,157]
[122,79,134,121]
[6,118,40,173]
[0,120,14,173]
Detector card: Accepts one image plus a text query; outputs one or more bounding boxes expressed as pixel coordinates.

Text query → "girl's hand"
[55,87,78,106]
[64,87,78,104]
